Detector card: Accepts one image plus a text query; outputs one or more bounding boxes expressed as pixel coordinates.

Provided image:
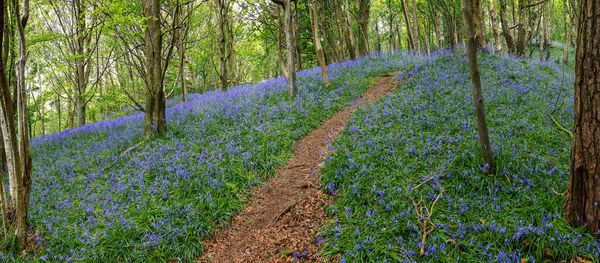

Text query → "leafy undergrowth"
[319,50,598,262]
[4,52,423,262]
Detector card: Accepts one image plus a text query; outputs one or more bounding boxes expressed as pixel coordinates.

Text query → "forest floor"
[198,73,399,263]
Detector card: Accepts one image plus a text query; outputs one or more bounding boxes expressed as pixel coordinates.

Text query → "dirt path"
[198,73,399,263]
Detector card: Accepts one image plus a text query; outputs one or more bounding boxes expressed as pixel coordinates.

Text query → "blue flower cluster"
[320,50,598,262]
[4,52,421,262]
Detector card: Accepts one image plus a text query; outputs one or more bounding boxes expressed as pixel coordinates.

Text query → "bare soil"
[198,73,399,263]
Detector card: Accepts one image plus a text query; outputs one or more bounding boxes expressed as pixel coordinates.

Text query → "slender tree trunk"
[311,0,329,86]
[174,2,187,101]
[563,0,569,63]
[539,2,545,61]
[462,0,494,173]
[216,0,228,92]
[75,0,87,127]
[375,19,381,52]
[564,0,600,233]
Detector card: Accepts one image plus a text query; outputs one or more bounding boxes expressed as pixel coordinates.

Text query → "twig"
[121,138,148,157]
[273,198,301,223]
[548,113,573,138]
[411,176,434,191]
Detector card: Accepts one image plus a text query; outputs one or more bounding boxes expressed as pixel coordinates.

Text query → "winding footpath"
[198,73,399,263]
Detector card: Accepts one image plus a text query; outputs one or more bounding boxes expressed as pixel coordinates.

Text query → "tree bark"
[401,0,415,51]
[489,0,502,52]
[143,0,167,137]
[283,0,297,96]
[471,0,487,49]
[333,0,353,59]
[564,0,600,233]
[411,0,420,52]
[563,0,569,63]
[357,0,370,56]
[311,0,329,86]
[216,0,228,92]
[462,0,494,173]
[499,0,516,53]
[343,0,356,59]
[515,0,527,56]
[275,5,289,79]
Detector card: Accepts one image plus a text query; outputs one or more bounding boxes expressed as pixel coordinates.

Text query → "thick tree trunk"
[275,6,289,79]
[401,0,415,51]
[311,0,329,86]
[411,0,420,52]
[284,0,297,96]
[343,0,356,59]
[333,0,353,59]
[515,0,527,56]
[472,0,487,49]
[499,0,516,53]
[357,0,370,56]
[462,0,494,173]
[564,0,600,233]
[489,0,502,52]
[3,0,32,248]
[435,13,442,49]
[143,0,166,137]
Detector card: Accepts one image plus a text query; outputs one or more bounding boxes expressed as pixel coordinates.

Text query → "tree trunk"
[374,19,381,52]
[411,0,420,52]
[216,0,228,92]
[343,0,356,59]
[0,0,32,248]
[499,0,516,53]
[563,0,569,63]
[401,0,415,51]
[357,0,370,56]
[471,0,487,49]
[74,0,87,127]
[539,2,545,61]
[275,5,289,79]
[143,0,166,137]
[334,0,354,59]
[283,0,297,97]
[311,0,329,86]
[489,0,502,52]
[515,0,527,56]
[564,0,600,233]
[462,0,494,173]
[174,2,187,101]
[435,12,442,49]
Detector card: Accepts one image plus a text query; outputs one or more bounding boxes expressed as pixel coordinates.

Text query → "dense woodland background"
[1,0,576,138]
